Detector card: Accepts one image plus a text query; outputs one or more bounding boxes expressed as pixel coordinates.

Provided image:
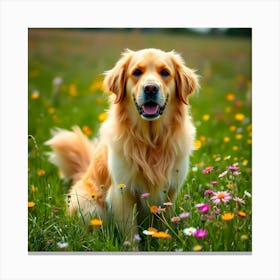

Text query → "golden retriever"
[46,48,199,239]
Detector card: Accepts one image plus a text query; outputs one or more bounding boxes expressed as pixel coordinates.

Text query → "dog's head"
[103,48,199,121]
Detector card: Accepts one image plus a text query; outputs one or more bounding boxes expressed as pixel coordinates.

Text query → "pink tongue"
[142,104,159,115]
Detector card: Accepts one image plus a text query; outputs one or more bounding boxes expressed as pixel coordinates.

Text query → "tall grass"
[28,29,252,252]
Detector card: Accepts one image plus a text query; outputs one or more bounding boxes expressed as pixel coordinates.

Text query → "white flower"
[183,227,197,236]
[244,190,252,198]
[218,170,228,178]
[57,241,68,249]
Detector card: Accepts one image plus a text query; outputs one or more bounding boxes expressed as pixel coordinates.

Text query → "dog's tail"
[45,126,94,183]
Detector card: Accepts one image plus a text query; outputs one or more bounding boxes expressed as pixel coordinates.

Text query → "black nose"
[143,83,159,96]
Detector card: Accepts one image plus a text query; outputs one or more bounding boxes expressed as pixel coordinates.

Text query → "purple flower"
[134,234,142,242]
[140,192,150,199]
[228,165,239,172]
[195,203,210,213]
[210,181,218,185]
[204,189,214,196]
[194,229,208,239]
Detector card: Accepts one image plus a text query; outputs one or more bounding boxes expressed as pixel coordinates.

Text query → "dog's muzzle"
[133,83,168,121]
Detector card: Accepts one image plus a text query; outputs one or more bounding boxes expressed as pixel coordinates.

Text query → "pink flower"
[210,181,218,185]
[179,212,190,219]
[233,197,245,204]
[204,189,214,196]
[202,166,214,174]
[211,191,232,205]
[195,203,210,213]
[140,192,150,199]
[228,165,239,172]
[194,229,208,239]
[218,170,228,178]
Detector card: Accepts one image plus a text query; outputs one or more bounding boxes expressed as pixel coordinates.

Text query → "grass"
[28,28,252,252]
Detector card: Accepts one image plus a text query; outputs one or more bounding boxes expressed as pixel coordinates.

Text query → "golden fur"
[46,48,199,238]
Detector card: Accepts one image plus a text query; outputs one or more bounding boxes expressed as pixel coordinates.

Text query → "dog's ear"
[170,51,199,105]
[103,49,133,104]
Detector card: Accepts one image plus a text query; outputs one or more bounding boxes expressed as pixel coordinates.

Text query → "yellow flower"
[232,146,239,151]
[48,107,55,114]
[193,245,202,251]
[82,125,93,136]
[200,135,206,142]
[90,218,103,226]
[229,125,236,132]
[237,211,247,218]
[225,106,232,113]
[152,231,171,239]
[37,169,45,176]
[194,140,202,150]
[235,113,245,121]
[89,79,103,92]
[202,114,210,121]
[31,91,40,100]
[98,112,108,122]
[118,183,126,190]
[226,93,235,101]
[241,234,248,241]
[28,201,35,208]
[235,134,243,140]
[242,159,249,166]
[221,212,234,221]
[223,136,230,143]
[31,186,38,193]
[69,84,78,96]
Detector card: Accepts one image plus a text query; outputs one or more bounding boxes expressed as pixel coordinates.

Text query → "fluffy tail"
[46,126,94,183]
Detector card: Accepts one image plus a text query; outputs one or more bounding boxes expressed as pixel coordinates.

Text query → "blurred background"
[28,28,251,166]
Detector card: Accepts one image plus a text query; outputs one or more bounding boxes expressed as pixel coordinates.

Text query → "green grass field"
[28,29,252,252]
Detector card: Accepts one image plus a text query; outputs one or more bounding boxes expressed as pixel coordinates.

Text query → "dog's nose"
[143,83,159,96]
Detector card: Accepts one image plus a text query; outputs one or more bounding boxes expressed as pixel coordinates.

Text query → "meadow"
[28,29,252,252]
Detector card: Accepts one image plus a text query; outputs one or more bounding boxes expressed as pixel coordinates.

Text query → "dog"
[46,48,199,239]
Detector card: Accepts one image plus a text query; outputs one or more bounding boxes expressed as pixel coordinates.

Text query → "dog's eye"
[132,69,142,77]
[160,69,170,77]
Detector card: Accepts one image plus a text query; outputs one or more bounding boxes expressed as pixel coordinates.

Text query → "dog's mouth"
[133,95,169,120]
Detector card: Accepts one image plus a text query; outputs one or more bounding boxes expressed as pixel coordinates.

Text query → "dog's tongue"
[142,103,159,115]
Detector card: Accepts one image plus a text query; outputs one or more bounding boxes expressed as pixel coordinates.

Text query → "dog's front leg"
[106,185,138,241]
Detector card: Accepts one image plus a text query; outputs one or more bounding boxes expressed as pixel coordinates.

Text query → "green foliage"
[28,29,252,252]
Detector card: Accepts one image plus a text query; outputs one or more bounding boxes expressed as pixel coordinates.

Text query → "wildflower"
[204,189,214,196]
[117,183,126,190]
[184,194,190,200]
[194,139,202,149]
[150,205,159,214]
[140,192,150,199]
[241,234,248,241]
[28,201,35,208]
[183,227,196,236]
[210,181,218,185]
[48,107,56,114]
[195,203,210,213]
[244,190,252,198]
[224,155,231,160]
[233,197,245,204]
[211,191,232,205]
[179,212,190,219]
[31,186,38,193]
[221,212,234,221]
[163,201,173,206]
[235,134,243,140]
[171,216,181,223]
[235,113,245,121]
[223,136,230,143]
[218,170,228,178]
[228,165,239,172]
[123,240,131,247]
[82,125,93,136]
[31,90,40,100]
[57,241,68,250]
[143,227,157,236]
[53,77,63,87]
[232,146,239,151]
[229,125,237,132]
[193,245,203,251]
[202,114,210,121]
[90,193,95,199]
[69,84,77,96]
[192,166,198,172]
[90,218,103,227]
[202,166,214,174]
[134,234,142,242]
[237,211,247,218]
[194,229,208,239]
[37,169,45,176]
[226,93,235,101]
[152,231,171,239]
[98,112,108,122]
